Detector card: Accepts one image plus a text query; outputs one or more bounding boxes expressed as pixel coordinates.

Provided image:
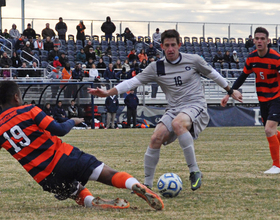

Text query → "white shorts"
[159,104,209,145]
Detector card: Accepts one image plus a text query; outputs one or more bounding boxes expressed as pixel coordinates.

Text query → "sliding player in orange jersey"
[0,81,163,210]
[222,27,280,174]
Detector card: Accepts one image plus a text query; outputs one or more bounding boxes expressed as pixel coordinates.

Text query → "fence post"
[91,21,93,37]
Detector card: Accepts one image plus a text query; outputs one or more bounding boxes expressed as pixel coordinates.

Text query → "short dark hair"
[161,29,180,45]
[0,81,20,105]
[254,27,269,38]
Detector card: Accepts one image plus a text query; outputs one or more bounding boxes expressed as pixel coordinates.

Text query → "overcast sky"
[2,0,280,40]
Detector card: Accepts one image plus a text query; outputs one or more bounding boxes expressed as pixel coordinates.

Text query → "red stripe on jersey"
[244,49,280,102]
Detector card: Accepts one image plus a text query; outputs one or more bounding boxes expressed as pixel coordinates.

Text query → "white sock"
[125,177,139,190]
[84,195,94,208]
[144,146,160,188]
[178,132,199,173]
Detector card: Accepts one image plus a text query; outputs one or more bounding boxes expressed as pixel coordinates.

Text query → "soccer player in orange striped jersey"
[0,81,163,210]
[221,27,280,174]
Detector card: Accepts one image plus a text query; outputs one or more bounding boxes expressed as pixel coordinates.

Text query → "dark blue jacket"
[105,96,119,113]
[124,93,139,110]
[103,67,116,80]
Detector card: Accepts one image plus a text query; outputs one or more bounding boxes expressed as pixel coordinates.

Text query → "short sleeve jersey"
[136,53,213,108]
[244,48,280,102]
[0,105,73,183]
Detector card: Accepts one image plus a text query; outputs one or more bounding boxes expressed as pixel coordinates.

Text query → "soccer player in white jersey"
[88,29,242,191]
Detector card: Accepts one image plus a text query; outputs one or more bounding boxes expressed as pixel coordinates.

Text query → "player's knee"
[171,118,190,134]
[264,127,275,137]
[150,132,164,146]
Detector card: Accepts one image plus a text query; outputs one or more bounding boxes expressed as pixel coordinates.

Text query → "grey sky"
[2,0,280,39]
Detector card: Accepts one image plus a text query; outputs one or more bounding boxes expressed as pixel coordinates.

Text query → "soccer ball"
[157,173,183,198]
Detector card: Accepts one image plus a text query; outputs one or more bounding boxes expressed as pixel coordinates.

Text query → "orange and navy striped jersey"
[0,104,74,183]
[244,48,280,102]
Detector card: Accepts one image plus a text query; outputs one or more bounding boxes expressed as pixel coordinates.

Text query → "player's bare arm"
[221,87,243,107]
[87,87,118,97]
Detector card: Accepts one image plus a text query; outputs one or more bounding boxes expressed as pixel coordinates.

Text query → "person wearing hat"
[76,20,86,47]
[55,17,67,41]
[245,34,254,51]
[230,50,239,67]
[23,23,36,40]
[48,45,61,62]
[152,28,161,44]
[9,24,21,40]
[53,35,62,49]
[21,40,34,62]
[101,16,116,43]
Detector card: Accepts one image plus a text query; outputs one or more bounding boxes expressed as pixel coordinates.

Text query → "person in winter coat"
[119,27,135,43]
[76,20,86,47]
[55,17,67,41]
[101,16,116,43]
[105,95,119,129]
[124,90,139,128]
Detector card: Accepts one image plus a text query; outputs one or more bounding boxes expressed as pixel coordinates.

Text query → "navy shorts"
[39,146,102,198]
[260,97,280,126]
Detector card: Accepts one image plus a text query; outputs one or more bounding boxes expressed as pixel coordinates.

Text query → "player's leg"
[144,122,170,188]
[264,120,280,173]
[91,164,164,210]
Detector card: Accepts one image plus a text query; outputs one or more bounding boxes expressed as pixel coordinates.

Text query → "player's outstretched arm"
[87,87,118,97]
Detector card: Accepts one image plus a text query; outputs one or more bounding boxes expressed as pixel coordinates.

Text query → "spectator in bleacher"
[68,100,79,119]
[28,61,41,77]
[44,36,54,52]
[46,66,62,98]
[41,23,56,39]
[127,48,137,62]
[101,16,116,43]
[118,27,135,44]
[59,52,68,67]
[2,65,10,78]
[76,48,87,63]
[53,56,62,68]
[138,49,148,63]
[245,35,254,51]
[146,42,157,59]
[21,41,34,62]
[55,17,67,41]
[115,67,127,81]
[9,24,21,40]
[126,63,141,79]
[53,35,62,49]
[103,63,116,81]
[96,57,107,77]
[140,59,148,69]
[223,50,231,65]
[86,47,96,62]
[113,59,122,70]
[105,95,119,129]
[89,63,100,80]
[122,59,130,72]
[152,28,161,44]
[2,29,10,39]
[61,63,73,98]
[84,40,92,54]
[148,56,155,65]
[130,59,138,69]
[48,45,61,62]
[11,51,22,68]
[14,34,26,52]
[213,50,224,65]
[154,53,161,61]
[53,101,68,122]
[95,45,102,57]
[43,103,53,117]
[18,62,29,77]
[86,57,95,68]
[72,63,83,81]
[230,51,239,67]
[0,52,12,67]
[23,23,36,40]
[76,20,86,47]
[27,37,35,50]
[33,36,44,54]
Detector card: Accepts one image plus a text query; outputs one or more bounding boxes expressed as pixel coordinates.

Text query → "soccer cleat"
[132,183,164,210]
[189,171,202,191]
[91,197,130,209]
[264,165,280,174]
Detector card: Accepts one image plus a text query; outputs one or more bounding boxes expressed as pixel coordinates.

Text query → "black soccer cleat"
[189,171,202,191]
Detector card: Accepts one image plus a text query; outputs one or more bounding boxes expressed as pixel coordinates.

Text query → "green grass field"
[1,127,280,220]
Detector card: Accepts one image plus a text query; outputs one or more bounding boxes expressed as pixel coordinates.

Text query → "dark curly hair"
[0,81,20,105]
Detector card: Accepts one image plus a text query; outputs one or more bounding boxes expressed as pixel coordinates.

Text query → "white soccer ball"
[157,173,183,198]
